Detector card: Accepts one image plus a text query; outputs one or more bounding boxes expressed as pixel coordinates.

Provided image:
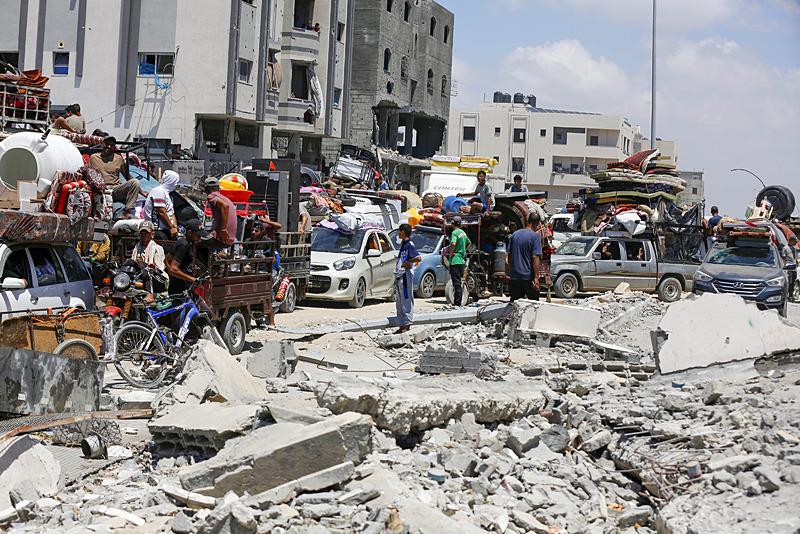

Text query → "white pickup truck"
[550,236,699,302]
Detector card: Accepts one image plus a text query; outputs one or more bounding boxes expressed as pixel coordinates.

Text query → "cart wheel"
[279,282,297,313]
[221,311,247,355]
[54,339,98,360]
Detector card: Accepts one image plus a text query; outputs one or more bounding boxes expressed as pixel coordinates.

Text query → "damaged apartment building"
[0,0,352,169]
[324,0,454,163]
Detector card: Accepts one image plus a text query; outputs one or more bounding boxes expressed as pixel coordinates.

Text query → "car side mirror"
[1,277,27,290]
[786,263,797,271]
[367,248,381,258]
[592,252,602,260]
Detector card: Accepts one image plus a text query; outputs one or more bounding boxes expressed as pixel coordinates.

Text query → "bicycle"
[111,276,227,389]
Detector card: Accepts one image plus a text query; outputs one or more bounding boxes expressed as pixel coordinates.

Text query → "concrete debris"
[155,340,268,410]
[376,325,438,349]
[507,300,601,343]
[0,436,61,510]
[613,282,631,294]
[314,373,550,434]
[148,403,263,456]
[244,340,298,379]
[244,462,355,509]
[161,484,217,509]
[417,343,482,374]
[115,390,156,411]
[654,293,800,374]
[179,412,372,497]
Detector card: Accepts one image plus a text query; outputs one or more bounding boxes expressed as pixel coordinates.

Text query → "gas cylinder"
[275,276,291,302]
[493,241,508,276]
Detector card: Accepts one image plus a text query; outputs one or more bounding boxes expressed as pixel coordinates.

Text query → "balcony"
[281,29,321,61]
[262,89,279,125]
[277,99,317,133]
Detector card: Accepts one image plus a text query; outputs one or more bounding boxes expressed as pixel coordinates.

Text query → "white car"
[0,242,95,318]
[307,226,397,308]
[549,213,578,248]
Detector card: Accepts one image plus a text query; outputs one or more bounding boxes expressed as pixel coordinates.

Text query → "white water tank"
[0,131,84,198]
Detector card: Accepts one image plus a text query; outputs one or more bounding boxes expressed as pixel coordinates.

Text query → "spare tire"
[756,186,795,221]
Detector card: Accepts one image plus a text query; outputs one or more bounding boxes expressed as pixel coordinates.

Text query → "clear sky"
[437,0,800,216]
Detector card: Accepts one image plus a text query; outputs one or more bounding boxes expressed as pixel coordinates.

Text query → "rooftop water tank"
[493,91,504,103]
[513,93,525,104]
[501,93,512,103]
[0,131,83,198]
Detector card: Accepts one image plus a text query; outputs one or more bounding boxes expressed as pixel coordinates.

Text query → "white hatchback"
[307,227,397,308]
[0,242,95,319]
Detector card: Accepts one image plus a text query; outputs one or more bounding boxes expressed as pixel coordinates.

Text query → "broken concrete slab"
[243,462,355,509]
[116,390,156,411]
[0,346,104,415]
[417,344,482,375]
[179,412,371,497]
[507,301,601,342]
[0,436,61,510]
[377,325,438,349]
[155,341,268,411]
[654,294,800,374]
[313,373,551,434]
[244,341,298,379]
[148,404,262,456]
[161,484,217,509]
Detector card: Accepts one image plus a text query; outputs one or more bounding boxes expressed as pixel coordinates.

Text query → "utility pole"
[650,0,657,150]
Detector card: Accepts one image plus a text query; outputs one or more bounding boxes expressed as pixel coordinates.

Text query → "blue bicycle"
[111,276,226,389]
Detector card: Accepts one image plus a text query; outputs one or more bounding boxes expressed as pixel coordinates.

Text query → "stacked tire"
[756,186,795,221]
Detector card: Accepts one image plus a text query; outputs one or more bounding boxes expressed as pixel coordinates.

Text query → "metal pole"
[730,168,766,189]
[650,0,657,150]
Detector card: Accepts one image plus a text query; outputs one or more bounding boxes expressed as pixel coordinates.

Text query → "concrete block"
[654,294,800,374]
[161,484,217,509]
[116,390,156,411]
[149,404,262,456]
[613,282,631,295]
[244,462,355,509]
[156,341,268,410]
[507,301,601,342]
[179,412,372,497]
[314,374,550,434]
[245,341,297,379]
[506,426,540,456]
[417,344,481,375]
[0,436,61,510]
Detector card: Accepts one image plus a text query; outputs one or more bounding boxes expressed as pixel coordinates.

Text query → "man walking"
[506,213,543,302]
[448,216,470,306]
[394,223,421,333]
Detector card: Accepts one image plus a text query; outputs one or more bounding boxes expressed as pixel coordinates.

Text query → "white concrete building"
[447,97,640,202]
[0,0,351,168]
[677,170,704,208]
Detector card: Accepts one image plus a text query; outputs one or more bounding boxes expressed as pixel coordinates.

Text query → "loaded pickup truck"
[550,236,699,302]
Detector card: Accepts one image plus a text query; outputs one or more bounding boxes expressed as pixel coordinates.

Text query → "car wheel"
[349,278,366,308]
[554,273,579,299]
[657,277,683,303]
[416,272,436,299]
[279,282,297,313]
[221,311,247,355]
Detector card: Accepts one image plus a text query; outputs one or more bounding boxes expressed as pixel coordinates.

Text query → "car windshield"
[556,238,596,256]
[551,217,572,233]
[411,229,441,254]
[706,245,778,268]
[311,228,367,254]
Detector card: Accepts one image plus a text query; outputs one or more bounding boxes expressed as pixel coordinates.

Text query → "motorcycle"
[103,261,166,326]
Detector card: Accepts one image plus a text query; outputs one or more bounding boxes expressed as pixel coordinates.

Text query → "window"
[138,53,174,76]
[293,0,315,30]
[386,81,394,94]
[410,79,417,102]
[333,87,342,108]
[234,122,259,147]
[0,52,19,68]
[444,25,450,44]
[440,75,448,97]
[513,128,526,143]
[404,1,411,22]
[426,69,434,94]
[1,249,31,287]
[538,158,545,166]
[29,248,65,287]
[589,164,598,171]
[383,48,392,72]
[400,56,408,80]
[570,163,580,172]
[413,34,418,57]
[290,63,310,99]
[624,241,648,262]
[463,126,476,141]
[238,59,253,83]
[597,241,622,261]
[692,187,698,194]
[378,234,393,253]
[429,16,437,37]
[589,135,599,146]
[387,0,393,12]
[539,129,546,137]
[512,158,525,173]
[494,127,501,137]
[337,22,345,42]
[57,246,90,282]
[53,52,69,75]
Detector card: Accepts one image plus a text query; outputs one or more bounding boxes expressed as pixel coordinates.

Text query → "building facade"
[322,0,454,163]
[677,170,704,208]
[0,0,351,168]
[448,97,639,202]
